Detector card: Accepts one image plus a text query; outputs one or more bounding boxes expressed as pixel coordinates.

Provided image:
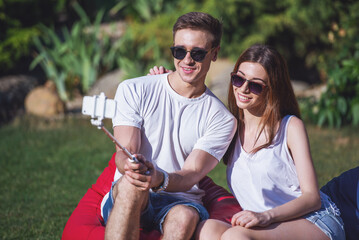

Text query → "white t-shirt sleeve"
[112,80,143,129]
[194,111,237,161]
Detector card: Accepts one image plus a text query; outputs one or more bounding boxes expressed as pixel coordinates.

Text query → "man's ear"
[212,46,220,62]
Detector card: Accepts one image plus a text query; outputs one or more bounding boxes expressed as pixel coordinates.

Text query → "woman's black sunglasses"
[170,46,210,62]
[230,72,266,95]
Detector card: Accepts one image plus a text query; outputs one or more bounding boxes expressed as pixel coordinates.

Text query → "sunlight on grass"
[0,116,358,239]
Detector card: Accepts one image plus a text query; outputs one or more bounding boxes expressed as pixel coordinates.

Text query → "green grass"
[0,116,358,239]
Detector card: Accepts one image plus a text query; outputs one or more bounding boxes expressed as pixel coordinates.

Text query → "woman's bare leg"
[196,219,231,240]
[221,218,329,240]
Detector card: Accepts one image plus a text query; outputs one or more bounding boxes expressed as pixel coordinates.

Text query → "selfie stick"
[85,93,139,163]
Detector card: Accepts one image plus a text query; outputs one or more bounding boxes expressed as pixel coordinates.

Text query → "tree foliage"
[311,1,359,127]
[0,0,68,74]
[115,0,359,127]
[30,3,116,101]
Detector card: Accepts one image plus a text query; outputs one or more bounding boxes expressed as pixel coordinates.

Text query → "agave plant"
[30,2,114,102]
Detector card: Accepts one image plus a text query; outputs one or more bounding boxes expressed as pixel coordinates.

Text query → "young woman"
[196,44,345,240]
[149,44,345,240]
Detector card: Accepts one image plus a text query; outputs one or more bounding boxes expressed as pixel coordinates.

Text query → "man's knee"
[172,205,200,223]
[112,177,149,209]
[163,205,200,232]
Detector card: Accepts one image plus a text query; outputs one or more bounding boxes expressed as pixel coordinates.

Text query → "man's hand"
[123,154,164,191]
[123,154,152,191]
[231,210,272,228]
[147,66,173,75]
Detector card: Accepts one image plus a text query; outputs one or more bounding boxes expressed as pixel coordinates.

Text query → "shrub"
[30,3,116,102]
[0,0,67,74]
[302,1,359,127]
[107,0,178,78]
[313,44,359,127]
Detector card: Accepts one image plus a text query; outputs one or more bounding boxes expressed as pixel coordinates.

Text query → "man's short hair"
[173,12,223,48]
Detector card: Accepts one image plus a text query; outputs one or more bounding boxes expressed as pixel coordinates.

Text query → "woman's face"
[232,62,268,113]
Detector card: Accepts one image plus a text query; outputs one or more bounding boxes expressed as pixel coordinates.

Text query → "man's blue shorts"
[101,181,209,233]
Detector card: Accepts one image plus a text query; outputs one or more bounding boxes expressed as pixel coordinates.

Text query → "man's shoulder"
[202,90,237,126]
[205,90,233,114]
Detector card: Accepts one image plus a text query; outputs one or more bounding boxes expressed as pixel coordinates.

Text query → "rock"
[0,75,38,125]
[25,82,65,117]
[88,69,124,99]
[65,69,124,113]
[291,80,311,95]
[295,83,327,100]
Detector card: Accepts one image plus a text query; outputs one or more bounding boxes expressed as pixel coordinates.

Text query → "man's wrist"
[152,169,169,193]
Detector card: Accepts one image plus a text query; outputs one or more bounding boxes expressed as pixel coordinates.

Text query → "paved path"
[206,59,235,105]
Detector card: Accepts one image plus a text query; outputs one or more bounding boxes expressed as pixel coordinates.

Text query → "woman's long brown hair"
[223,44,301,164]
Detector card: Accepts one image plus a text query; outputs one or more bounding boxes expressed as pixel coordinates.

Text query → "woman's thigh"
[196,219,231,240]
[221,218,329,240]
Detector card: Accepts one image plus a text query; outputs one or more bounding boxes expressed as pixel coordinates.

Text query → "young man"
[102,12,237,240]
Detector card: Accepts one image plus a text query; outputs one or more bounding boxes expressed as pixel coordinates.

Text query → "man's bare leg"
[105,177,149,240]
[162,205,200,240]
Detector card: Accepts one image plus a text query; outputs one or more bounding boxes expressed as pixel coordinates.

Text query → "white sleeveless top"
[227,115,302,212]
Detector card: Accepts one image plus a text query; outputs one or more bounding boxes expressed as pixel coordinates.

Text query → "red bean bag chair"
[62,153,242,240]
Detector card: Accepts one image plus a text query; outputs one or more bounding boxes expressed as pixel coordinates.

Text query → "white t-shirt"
[112,73,236,203]
[227,115,302,211]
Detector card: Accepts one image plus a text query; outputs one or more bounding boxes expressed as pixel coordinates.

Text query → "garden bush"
[0,0,67,75]
[301,1,359,127]
[30,3,117,101]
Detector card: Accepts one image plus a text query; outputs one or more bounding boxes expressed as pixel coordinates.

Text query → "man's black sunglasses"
[170,46,211,62]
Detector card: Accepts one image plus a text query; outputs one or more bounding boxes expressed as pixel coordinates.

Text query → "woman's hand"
[147,66,173,75]
[231,210,272,228]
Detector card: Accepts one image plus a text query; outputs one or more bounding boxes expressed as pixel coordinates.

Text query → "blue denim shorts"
[101,181,209,233]
[303,191,345,240]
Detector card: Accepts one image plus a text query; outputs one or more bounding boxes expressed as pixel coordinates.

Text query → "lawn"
[0,116,358,239]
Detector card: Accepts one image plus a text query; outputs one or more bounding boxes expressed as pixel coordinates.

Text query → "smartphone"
[82,93,116,119]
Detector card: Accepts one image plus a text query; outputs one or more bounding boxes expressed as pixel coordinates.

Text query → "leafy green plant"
[300,1,359,127]
[30,2,116,102]
[103,0,180,78]
[0,27,40,71]
[313,44,359,127]
[0,0,67,73]
[109,0,176,22]
[112,14,176,79]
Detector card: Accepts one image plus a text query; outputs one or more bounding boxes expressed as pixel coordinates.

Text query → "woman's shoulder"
[286,115,308,145]
[279,115,304,136]
[287,115,305,129]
